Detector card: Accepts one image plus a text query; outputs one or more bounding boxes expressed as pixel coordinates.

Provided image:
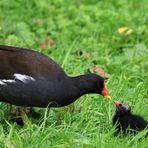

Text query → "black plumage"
[0,45,110,108]
[113,101,147,135]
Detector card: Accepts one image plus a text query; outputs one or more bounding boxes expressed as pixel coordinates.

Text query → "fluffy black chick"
[112,101,147,135]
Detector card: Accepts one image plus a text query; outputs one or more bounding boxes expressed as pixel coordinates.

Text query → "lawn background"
[0,0,148,147]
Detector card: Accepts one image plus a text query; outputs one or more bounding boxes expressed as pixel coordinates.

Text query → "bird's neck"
[69,75,98,96]
[115,111,132,117]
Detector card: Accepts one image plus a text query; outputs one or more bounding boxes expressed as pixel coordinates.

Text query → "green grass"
[0,0,148,147]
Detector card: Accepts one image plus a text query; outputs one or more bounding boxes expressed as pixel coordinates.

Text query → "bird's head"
[82,74,111,98]
[115,101,131,116]
[72,74,112,101]
[88,74,111,100]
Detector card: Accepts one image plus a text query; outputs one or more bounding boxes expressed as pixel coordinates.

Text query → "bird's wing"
[0,45,66,80]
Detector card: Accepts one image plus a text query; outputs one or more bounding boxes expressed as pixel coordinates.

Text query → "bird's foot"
[24,107,42,119]
[24,107,32,114]
[10,106,24,126]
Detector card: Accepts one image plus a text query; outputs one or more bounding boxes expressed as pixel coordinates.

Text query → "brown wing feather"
[0,45,66,80]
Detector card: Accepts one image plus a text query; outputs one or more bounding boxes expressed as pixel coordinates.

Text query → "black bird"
[0,45,111,109]
[113,101,148,135]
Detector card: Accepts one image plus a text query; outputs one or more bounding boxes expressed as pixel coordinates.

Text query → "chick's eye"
[118,103,122,106]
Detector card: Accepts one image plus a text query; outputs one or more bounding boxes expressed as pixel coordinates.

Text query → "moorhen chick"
[113,101,147,135]
[0,45,111,108]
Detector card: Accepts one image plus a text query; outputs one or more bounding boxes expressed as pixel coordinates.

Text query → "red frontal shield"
[102,84,110,97]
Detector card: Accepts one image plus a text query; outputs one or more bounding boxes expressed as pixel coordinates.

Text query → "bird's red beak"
[102,84,111,100]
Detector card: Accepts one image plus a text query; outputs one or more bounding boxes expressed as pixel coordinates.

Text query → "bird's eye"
[118,103,122,106]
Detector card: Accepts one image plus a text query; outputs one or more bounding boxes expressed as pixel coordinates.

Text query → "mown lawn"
[0,0,148,147]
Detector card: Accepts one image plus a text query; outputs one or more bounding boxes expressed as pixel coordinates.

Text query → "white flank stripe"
[0,79,15,86]
[0,81,7,85]
[2,80,15,83]
[14,73,35,83]
[0,73,35,86]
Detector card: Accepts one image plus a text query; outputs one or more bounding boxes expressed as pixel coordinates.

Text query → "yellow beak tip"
[104,96,112,100]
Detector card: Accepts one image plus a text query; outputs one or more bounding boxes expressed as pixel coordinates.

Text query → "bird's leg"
[24,107,32,114]
[6,103,12,113]
[11,106,20,116]
[24,107,41,118]
[10,106,24,126]
[9,104,12,113]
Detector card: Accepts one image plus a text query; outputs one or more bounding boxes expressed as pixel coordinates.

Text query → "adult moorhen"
[0,45,111,108]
